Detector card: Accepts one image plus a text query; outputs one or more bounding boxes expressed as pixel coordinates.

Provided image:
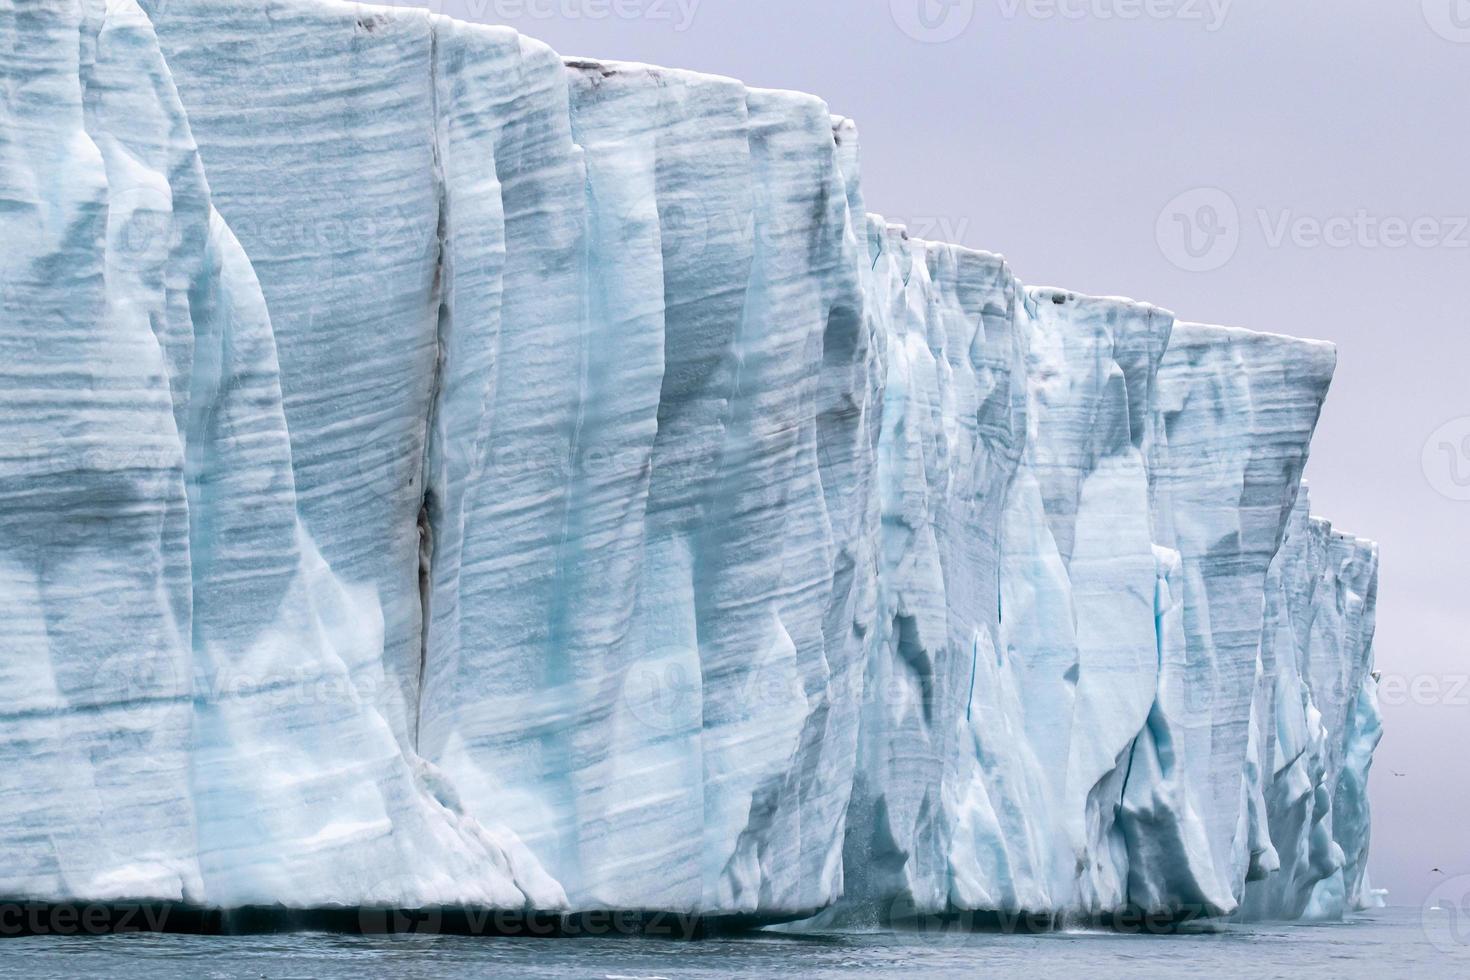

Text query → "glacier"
[0,0,1382,926]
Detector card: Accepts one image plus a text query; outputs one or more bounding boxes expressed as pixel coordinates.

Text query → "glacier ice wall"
[0,0,1381,923]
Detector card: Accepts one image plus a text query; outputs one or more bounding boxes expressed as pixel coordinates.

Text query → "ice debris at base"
[0,0,1383,922]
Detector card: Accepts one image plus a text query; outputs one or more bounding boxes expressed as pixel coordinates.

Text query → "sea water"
[1,909,1464,979]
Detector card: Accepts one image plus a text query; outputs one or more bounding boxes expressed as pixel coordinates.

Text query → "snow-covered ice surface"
[0,0,1382,924]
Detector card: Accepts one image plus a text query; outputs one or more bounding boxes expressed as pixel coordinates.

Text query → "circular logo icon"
[1423,0,1470,43]
[93,649,185,731]
[1424,875,1470,952]
[358,876,446,943]
[1424,417,1470,501]
[355,421,424,504]
[109,184,174,273]
[1184,678,1213,714]
[633,189,712,264]
[890,0,977,43]
[1156,187,1240,273]
[620,647,702,737]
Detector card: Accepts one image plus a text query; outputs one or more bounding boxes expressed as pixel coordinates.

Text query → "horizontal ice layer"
[1,0,1380,922]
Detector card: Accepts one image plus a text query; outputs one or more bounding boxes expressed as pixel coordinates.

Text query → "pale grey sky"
[381,0,1468,907]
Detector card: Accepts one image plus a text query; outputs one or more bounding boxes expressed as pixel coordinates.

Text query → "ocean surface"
[2,907,1465,978]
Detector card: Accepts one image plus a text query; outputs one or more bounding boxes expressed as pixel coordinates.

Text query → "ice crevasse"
[0,0,1383,923]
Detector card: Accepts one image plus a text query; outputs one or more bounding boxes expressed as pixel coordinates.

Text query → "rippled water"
[2,908,1463,978]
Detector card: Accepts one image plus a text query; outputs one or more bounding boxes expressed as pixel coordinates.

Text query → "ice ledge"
[0,0,1381,923]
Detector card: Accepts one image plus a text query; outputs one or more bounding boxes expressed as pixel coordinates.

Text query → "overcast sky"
[380,0,1468,908]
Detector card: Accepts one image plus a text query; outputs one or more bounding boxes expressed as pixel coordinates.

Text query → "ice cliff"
[0,0,1382,924]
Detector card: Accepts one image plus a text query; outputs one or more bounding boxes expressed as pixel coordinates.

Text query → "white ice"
[0,0,1382,922]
